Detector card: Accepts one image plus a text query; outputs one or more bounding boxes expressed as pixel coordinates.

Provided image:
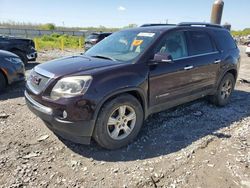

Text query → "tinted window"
[104,34,111,37]
[154,31,188,60]
[188,31,215,55]
[214,30,237,51]
[87,34,98,40]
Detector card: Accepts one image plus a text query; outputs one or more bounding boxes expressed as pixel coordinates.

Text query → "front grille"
[27,69,50,94]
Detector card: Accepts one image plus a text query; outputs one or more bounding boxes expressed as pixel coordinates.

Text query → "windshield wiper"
[91,55,117,61]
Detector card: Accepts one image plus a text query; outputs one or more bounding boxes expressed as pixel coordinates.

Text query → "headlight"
[4,57,23,64]
[50,76,92,100]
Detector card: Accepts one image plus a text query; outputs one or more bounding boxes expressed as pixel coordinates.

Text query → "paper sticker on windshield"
[137,32,155,37]
[132,40,143,46]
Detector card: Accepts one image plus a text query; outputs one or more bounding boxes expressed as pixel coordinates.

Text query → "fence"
[0,27,87,38]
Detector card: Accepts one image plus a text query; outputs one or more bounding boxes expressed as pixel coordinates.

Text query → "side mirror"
[151,52,173,64]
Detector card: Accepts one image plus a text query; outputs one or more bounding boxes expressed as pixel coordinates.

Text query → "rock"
[71,160,78,167]
[175,156,183,161]
[113,168,119,173]
[100,161,106,165]
[37,135,49,142]
[149,168,154,173]
[193,111,203,116]
[207,164,215,167]
[22,152,39,159]
[0,113,9,119]
[83,167,88,172]
[241,181,250,187]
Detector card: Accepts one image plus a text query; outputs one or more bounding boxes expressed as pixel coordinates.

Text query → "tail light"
[90,39,98,44]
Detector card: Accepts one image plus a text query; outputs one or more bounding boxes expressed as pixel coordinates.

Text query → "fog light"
[63,110,68,119]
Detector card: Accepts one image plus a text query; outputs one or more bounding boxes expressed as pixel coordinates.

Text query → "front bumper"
[24,91,95,144]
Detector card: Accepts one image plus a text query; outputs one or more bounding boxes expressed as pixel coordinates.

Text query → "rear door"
[185,30,221,90]
[149,29,221,108]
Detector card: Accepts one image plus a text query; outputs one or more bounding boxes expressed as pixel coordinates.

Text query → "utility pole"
[210,0,224,25]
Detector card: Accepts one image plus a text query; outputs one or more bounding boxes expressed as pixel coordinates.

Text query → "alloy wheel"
[107,105,136,140]
[220,79,233,100]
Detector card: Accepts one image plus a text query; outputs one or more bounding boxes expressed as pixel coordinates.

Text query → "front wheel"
[209,73,235,106]
[93,94,144,150]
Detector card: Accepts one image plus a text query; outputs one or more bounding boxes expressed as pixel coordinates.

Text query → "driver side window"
[155,31,188,60]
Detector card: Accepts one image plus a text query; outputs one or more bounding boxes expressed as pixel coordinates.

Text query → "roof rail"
[140,23,176,27]
[178,22,223,28]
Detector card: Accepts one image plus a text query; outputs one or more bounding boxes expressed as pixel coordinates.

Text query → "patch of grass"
[34,33,84,50]
[231,28,250,37]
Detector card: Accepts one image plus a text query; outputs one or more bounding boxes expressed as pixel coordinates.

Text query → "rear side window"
[188,31,215,56]
[213,30,237,51]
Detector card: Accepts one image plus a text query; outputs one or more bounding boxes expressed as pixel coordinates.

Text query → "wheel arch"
[92,88,148,129]
[0,68,9,85]
[226,69,237,81]
[216,68,238,89]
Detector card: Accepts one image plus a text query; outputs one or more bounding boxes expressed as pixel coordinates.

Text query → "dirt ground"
[0,46,249,188]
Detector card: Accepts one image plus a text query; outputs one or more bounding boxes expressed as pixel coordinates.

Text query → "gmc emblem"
[30,75,41,85]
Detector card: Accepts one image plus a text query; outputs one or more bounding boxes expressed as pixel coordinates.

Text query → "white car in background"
[246,43,250,57]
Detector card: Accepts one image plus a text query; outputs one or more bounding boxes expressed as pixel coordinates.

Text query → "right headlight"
[50,76,92,100]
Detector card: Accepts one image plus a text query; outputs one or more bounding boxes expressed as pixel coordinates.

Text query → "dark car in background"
[25,23,240,150]
[84,32,112,51]
[0,50,25,92]
[0,35,37,65]
[246,43,250,57]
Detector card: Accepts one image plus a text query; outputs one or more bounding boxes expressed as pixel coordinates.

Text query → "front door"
[149,31,193,107]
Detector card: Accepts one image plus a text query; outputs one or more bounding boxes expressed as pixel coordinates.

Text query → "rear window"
[188,31,215,56]
[87,34,98,40]
[102,33,111,37]
[213,30,237,51]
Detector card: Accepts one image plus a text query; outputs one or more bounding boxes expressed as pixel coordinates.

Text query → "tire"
[248,54,250,57]
[12,50,28,65]
[93,94,144,150]
[209,73,235,107]
[0,72,6,92]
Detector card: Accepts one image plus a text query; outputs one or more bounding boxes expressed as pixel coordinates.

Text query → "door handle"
[214,59,221,64]
[184,65,194,70]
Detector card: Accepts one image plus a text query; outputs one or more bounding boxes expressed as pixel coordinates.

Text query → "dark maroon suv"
[25,22,240,149]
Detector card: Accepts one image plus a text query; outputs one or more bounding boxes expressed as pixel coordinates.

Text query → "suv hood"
[0,50,18,58]
[1,36,32,41]
[35,55,123,77]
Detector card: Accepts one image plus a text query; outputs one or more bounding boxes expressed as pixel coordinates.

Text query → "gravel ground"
[0,46,249,188]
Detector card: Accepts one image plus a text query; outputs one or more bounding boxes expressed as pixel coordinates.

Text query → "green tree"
[40,23,56,30]
[123,24,138,29]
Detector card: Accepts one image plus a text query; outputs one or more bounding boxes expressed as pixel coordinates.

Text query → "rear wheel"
[209,73,235,106]
[0,72,6,92]
[93,94,144,150]
[12,50,28,65]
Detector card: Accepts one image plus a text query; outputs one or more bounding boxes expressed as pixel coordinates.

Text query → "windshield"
[85,30,158,62]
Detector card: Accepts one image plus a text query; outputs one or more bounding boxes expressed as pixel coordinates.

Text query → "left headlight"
[4,57,23,64]
[50,76,93,100]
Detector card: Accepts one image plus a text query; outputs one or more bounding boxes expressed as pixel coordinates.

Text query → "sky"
[0,0,248,30]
